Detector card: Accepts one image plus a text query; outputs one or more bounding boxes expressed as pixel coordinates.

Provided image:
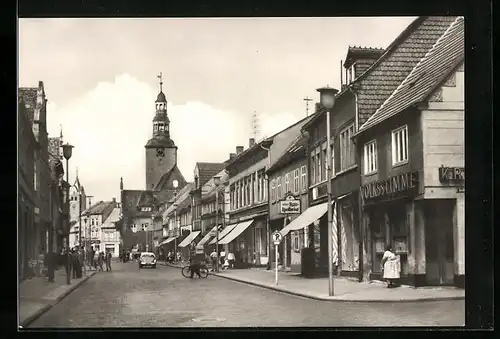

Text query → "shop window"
[363,140,378,174]
[340,124,355,170]
[300,166,307,191]
[293,232,300,252]
[391,125,408,166]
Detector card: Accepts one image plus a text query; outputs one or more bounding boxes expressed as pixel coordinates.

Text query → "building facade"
[18,98,38,279]
[82,200,117,253]
[266,135,309,273]
[355,17,464,287]
[100,207,122,257]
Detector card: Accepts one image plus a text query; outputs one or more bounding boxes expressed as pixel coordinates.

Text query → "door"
[425,200,455,285]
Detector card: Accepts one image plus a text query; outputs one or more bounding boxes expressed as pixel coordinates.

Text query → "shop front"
[217,219,258,268]
[361,171,423,286]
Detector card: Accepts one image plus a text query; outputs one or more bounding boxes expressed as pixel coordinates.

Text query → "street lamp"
[317,85,339,297]
[172,180,179,258]
[213,175,221,272]
[62,143,74,285]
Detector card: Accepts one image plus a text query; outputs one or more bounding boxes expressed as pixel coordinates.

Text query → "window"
[276,176,282,199]
[293,169,299,193]
[392,125,408,165]
[316,147,322,182]
[293,232,300,251]
[340,124,356,170]
[257,172,262,202]
[364,140,378,174]
[310,153,316,185]
[33,162,38,191]
[300,166,307,191]
[331,143,336,177]
[270,179,275,201]
[284,173,290,195]
[322,144,327,181]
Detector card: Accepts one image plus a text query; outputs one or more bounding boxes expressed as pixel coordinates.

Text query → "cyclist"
[188,255,201,279]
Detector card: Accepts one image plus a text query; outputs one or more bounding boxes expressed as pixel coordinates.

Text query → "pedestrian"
[44,250,56,283]
[227,251,235,269]
[209,248,218,272]
[219,249,226,267]
[176,251,181,263]
[167,251,172,263]
[98,252,104,271]
[37,250,45,277]
[105,251,112,271]
[79,246,86,276]
[71,248,79,278]
[381,245,400,288]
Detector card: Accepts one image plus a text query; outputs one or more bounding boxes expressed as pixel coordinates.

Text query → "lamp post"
[86,195,93,267]
[317,86,339,297]
[213,176,221,272]
[62,143,74,285]
[172,180,179,259]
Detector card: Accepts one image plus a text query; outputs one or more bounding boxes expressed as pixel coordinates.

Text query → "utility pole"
[86,195,93,264]
[303,97,313,117]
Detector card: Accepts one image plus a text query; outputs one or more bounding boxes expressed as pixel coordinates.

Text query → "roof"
[164,182,195,217]
[303,16,457,130]
[83,201,115,216]
[343,46,385,67]
[101,208,121,228]
[266,133,307,175]
[201,169,228,202]
[196,162,227,187]
[357,17,464,135]
[154,164,187,191]
[226,114,314,170]
[156,91,167,103]
[145,135,176,148]
[18,88,37,123]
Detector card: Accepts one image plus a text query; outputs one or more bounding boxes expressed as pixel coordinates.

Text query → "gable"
[154,164,187,191]
[427,62,464,105]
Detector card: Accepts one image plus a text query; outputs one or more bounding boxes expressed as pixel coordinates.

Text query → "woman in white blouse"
[381,245,400,288]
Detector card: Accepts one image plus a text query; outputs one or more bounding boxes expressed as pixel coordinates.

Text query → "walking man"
[44,250,56,283]
[105,251,112,271]
[209,248,218,272]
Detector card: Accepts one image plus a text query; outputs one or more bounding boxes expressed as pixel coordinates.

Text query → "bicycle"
[181,264,209,279]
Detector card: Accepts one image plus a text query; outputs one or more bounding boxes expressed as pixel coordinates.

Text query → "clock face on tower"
[156,148,165,157]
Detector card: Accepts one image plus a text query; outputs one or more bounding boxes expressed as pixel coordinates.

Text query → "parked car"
[138,252,156,269]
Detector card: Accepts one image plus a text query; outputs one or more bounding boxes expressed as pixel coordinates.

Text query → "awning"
[158,238,170,246]
[219,220,254,245]
[208,223,238,245]
[159,236,178,246]
[196,225,218,247]
[280,202,328,237]
[178,231,201,248]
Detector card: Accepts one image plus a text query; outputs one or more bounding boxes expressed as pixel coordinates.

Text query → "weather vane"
[157,72,163,92]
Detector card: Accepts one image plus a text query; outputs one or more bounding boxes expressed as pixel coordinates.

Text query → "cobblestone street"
[29,262,464,327]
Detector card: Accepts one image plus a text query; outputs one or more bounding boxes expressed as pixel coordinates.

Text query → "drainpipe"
[261,143,271,265]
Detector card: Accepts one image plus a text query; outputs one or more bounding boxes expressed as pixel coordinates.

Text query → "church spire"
[157,72,163,93]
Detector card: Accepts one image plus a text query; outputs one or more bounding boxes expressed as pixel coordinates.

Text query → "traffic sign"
[272,231,283,245]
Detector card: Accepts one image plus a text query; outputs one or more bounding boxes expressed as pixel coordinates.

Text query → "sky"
[19,17,416,203]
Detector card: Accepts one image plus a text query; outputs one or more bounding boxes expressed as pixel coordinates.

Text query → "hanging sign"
[280,194,301,214]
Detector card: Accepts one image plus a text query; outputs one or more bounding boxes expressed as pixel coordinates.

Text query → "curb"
[20,271,97,328]
[162,262,464,303]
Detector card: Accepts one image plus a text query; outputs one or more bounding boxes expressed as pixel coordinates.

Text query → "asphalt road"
[29,261,464,327]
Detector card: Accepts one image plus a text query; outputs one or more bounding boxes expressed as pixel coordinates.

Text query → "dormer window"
[348,63,356,84]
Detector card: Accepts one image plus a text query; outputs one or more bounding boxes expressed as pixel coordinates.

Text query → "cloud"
[46,73,302,202]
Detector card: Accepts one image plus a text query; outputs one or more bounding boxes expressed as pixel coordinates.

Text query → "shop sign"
[361,172,418,201]
[280,194,301,214]
[439,166,465,183]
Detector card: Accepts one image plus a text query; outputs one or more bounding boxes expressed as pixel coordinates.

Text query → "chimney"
[112,197,116,204]
[229,153,236,159]
[249,138,255,148]
[236,146,244,154]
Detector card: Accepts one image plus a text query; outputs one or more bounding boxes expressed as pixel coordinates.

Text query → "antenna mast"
[303,97,313,117]
[251,111,260,140]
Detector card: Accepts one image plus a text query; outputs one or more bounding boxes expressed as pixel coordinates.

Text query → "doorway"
[424,199,455,285]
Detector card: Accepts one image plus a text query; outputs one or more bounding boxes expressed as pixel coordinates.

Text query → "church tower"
[145,73,178,190]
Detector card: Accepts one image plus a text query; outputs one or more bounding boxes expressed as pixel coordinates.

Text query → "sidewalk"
[19,267,96,328]
[163,262,464,303]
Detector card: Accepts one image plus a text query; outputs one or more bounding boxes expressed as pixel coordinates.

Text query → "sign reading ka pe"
[280,194,301,214]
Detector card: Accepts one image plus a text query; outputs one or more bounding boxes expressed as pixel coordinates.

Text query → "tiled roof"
[101,207,121,228]
[121,190,143,215]
[84,201,115,216]
[196,162,227,187]
[48,137,63,160]
[153,164,187,191]
[344,46,385,67]
[164,182,195,217]
[201,170,228,202]
[353,16,458,125]
[357,17,464,135]
[266,134,307,174]
[145,135,176,148]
